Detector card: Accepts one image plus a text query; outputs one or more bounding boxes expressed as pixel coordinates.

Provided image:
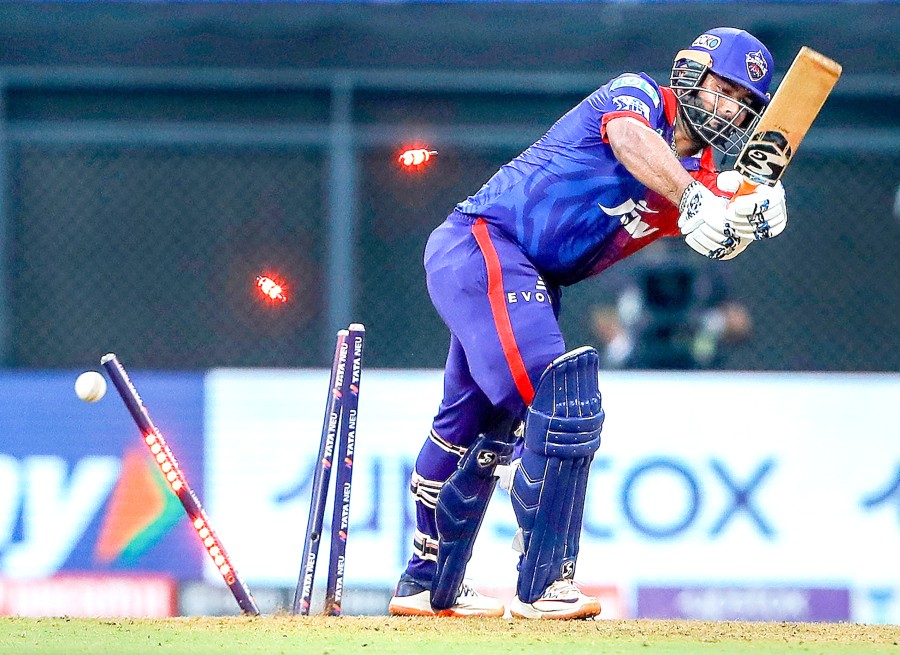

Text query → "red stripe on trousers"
[471,218,535,405]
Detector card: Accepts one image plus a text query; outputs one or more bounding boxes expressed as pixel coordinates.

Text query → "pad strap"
[428,428,467,458]
[410,470,443,509]
[413,529,439,562]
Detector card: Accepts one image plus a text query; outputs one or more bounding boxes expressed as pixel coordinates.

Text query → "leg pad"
[431,416,517,609]
[511,347,604,603]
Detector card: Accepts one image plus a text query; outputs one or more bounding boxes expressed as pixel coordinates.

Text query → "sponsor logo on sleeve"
[612,96,651,122]
[692,34,722,50]
[609,75,661,108]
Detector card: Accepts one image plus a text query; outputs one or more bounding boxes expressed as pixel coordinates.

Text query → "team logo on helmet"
[691,34,722,50]
[745,50,769,82]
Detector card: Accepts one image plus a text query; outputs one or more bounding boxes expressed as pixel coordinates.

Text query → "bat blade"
[734,46,842,190]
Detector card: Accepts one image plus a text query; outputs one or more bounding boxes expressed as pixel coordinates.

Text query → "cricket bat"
[731,46,842,199]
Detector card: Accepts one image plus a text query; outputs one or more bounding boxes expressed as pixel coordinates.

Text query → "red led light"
[137,422,240,597]
[143,431,183,494]
[399,148,438,169]
[187,511,238,587]
[256,275,288,303]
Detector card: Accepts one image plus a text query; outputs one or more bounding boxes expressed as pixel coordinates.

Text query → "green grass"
[2,616,898,655]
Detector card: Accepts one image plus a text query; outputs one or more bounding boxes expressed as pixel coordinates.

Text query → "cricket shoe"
[510,579,601,620]
[388,574,505,618]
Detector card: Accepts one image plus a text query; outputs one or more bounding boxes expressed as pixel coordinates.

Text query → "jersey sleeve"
[593,73,667,141]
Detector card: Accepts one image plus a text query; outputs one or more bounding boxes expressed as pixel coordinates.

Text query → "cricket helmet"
[670,27,775,155]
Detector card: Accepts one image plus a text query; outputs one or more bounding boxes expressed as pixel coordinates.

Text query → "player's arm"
[605,116,747,260]
[605,116,693,206]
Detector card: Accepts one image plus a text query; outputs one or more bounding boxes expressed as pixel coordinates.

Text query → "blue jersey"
[456,72,680,285]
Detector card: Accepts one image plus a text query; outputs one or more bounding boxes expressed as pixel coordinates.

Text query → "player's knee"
[523,346,604,459]
[472,346,567,418]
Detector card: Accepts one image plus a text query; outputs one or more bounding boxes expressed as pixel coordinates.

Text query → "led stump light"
[100,353,260,615]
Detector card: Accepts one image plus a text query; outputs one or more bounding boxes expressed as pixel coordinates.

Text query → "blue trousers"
[405,211,566,584]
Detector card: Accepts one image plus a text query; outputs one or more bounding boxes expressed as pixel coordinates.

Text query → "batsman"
[390,27,788,619]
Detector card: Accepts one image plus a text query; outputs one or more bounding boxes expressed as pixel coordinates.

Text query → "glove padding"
[717,170,788,240]
[678,181,750,261]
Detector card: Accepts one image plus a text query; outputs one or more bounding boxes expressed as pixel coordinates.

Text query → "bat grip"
[729,177,759,203]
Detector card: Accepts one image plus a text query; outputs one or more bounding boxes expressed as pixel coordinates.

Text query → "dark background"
[0,2,897,371]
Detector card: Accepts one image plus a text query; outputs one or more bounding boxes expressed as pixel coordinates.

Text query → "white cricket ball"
[75,371,107,403]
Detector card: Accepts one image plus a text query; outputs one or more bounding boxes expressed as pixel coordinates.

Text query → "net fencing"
[4,77,898,371]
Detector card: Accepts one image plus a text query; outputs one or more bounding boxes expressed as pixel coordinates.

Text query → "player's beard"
[676,98,708,153]
[678,92,737,153]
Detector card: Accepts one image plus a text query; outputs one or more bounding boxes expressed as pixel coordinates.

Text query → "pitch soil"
[347,616,899,644]
[3,615,899,654]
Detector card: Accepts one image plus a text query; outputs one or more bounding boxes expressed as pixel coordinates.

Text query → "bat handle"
[729,177,759,203]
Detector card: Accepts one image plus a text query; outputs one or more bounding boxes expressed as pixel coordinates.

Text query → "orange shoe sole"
[510,600,601,620]
[389,604,505,618]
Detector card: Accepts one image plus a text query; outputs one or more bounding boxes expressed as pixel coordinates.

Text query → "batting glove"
[717,170,789,240]
[679,181,751,261]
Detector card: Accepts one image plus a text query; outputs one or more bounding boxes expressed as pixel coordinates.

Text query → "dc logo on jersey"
[692,34,722,50]
[612,96,651,122]
[746,50,768,82]
[598,198,659,239]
